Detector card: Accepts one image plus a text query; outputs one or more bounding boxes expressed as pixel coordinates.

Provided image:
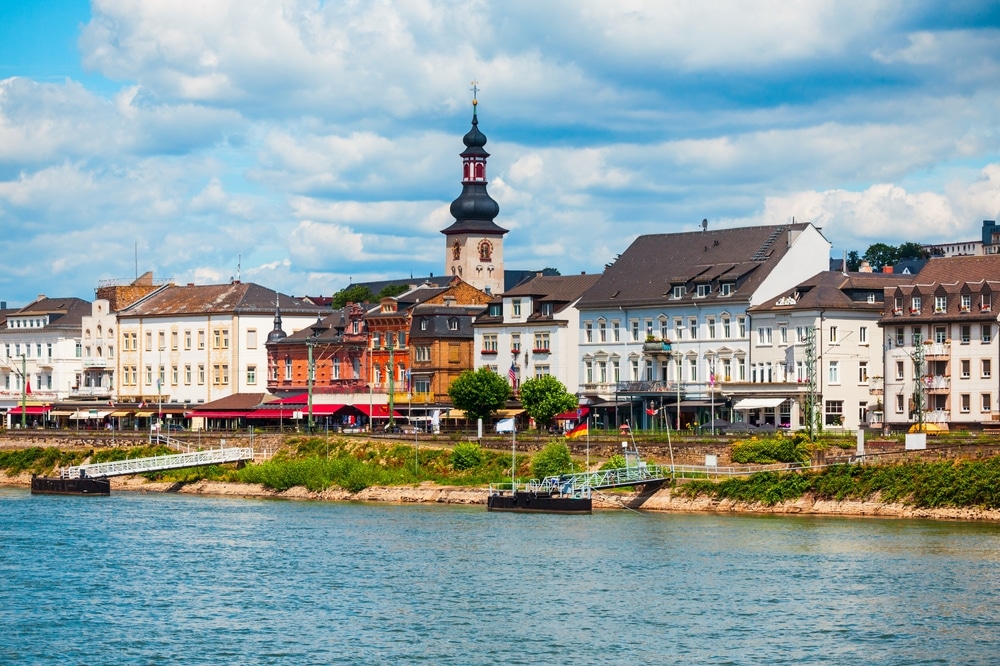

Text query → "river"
[2,488,998,664]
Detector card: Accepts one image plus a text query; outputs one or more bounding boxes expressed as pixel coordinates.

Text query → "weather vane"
[470,80,479,103]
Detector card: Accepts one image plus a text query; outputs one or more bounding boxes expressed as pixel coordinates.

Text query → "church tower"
[442,92,507,295]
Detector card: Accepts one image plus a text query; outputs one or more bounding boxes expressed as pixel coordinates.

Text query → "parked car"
[166,424,187,432]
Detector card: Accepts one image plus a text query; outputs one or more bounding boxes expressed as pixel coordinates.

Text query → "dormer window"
[720,283,733,297]
[911,297,921,313]
[867,293,876,304]
[488,303,501,317]
[512,299,522,317]
[961,294,972,312]
[420,319,428,331]
[696,284,710,298]
[672,285,686,299]
[934,295,947,313]
[541,303,553,316]
[448,318,459,331]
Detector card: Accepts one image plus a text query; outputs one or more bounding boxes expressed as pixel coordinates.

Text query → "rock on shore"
[4,472,1000,521]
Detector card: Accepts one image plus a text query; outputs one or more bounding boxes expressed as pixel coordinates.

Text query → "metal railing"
[62,447,253,479]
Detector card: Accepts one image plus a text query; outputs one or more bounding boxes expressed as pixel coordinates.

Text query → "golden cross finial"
[470,80,479,103]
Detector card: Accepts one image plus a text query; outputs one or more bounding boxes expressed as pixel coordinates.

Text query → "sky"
[1,1,999,307]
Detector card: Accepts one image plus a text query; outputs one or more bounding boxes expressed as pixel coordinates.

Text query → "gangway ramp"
[62,447,253,480]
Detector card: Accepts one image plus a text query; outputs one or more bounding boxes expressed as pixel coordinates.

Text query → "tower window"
[475,163,484,179]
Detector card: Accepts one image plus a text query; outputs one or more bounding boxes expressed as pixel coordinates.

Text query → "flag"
[138,401,145,409]
[709,370,716,387]
[565,422,588,439]
[108,399,115,407]
[508,362,517,388]
[25,380,31,395]
[496,417,516,433]
[646,407,659,416]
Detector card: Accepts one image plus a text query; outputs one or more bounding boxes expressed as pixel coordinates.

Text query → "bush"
[531,442,575,479]
[451,442,484,471]
[600,454,627,471]
[731,436,809,464]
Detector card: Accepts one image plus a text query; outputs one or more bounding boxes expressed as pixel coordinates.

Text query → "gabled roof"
[1,297,92,331]
[503,273,601,301]
[577,223,812,309]
[750,271,911,313]
[118,282,324,317]
[902,255,1000,285]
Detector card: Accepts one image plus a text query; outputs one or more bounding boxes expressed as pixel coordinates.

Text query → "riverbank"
[6,471,1000,521]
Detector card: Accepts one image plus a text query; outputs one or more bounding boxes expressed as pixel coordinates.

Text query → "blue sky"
[1,1,999,307]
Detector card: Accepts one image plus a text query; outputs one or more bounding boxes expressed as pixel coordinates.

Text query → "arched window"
[475,163,485,179]
[464,163,471,180]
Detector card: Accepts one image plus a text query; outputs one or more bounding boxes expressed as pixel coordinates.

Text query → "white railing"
[62,447,253,479]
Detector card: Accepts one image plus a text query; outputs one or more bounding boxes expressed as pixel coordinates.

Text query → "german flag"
[565,422,588,439]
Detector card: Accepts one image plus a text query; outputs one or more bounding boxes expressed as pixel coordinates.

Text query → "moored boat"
[31,474,111,496]
[487,478,592,514]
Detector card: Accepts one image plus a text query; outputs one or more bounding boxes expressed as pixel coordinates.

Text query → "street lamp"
[19,354,26,430]
[674,325,685,431]
[307,314,328,433]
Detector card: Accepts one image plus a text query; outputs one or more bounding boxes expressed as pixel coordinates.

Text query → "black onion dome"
[461,112,489,158]
[267,304,287,342]
[442,107,507,236]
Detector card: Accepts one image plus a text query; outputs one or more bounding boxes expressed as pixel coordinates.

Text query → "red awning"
[186,411,251,418]
[352,404,403,418]
[8,406,51,416]
[246,409,298,419]
[273,393,308,404]
[555,406,589,420]
[311,403,345,415]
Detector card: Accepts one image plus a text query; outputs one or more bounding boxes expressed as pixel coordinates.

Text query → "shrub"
[530,442,575,479]
[600,454,627,471]
[731,437,809,464]
[451,442,484,471]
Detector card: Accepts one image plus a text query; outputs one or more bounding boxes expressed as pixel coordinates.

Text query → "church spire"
[443,89,505,235]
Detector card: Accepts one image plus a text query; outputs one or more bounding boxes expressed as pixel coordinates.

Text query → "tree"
[331,284,375,308]
[518,375,577,429]
[846,250,861,272]
[447,367,511,422]
[376,283,409,299]
[862,243,899,272]
[530,441,575,479]
[897,242,930,261]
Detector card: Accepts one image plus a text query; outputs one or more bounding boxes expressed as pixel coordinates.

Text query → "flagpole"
[511,424,516,489]
[586,414,590,472]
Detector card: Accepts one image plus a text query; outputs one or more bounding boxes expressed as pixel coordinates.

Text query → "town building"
[0,295,91,425]
[743,271,911,431]
[473,272,601,395]
[878,256,1000,431]
[575,222,831,429]
[114,281,325,405]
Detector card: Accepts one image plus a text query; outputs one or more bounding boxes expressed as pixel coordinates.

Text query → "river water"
[2,488,999,665]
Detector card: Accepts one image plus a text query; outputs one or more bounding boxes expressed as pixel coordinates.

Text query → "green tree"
[896,242,930,261]
[519,375,577,429]
[862,243,900,271]
[530,441,575,479]
[331,284,375,308]
[846,250,861,271]
[447,367,511,422]
[376,283,409,299]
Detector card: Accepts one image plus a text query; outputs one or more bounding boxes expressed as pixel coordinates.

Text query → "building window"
[534,332,550,352]
[184,330,192,350]
[511,334,521,353]
[540,303,553,316]
[612,359,620,382]
[145,365,153,386]
[935,326,947,343]
[738,317,747,337]
[828,361,839,384]
[672,285,686,299]
[488,304,500,317]
[983,359,992,379]
[247,329,257,349]
[982,393,992,413]
[171,365,178,385]
[779,326,787,344]
[720,282,733,296]
[630,358,639,381]
[935,295,947,313]
[697,284,709,298]
[612,320,620,342]
[723,317,731,338]
[911,296,921,313]
[157,331,165,350]
[709,318,717,339]
[982,294,992,311]
[535,365,550,378]
[859,327,867,344]
[145,331,153,352]
[512,299,521,317]
[961,294,972,311]
[961,325,971,344]
[448,318,459,331]
[185,365,192,385]
[284,358,292,380]
[170,331,178,350]
[961,359,971,379]
[688,318,698,340]
[688,358,697,382]
[896,360,905,380]
[983,324,993,344]
[961,394,971,413]
[756,327,772,345]
[824,400,844,426]
[599,321,607,342]
[483,334,498,352]
[198,330,205,350]
[858,361,868,384]
[896,394,905,413]
[829,326,838,343]
[631,320,639,342]
[414,347,431,362]
[584,322,592,342]
[198,364,205,385]
[247,365,257,385]
[585,360,593,383]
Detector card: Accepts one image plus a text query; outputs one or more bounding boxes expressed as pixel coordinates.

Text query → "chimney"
[858,260,873,273]
[882,265,894,274]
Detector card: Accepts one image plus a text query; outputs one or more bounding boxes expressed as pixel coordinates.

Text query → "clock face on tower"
[478,239,493,262]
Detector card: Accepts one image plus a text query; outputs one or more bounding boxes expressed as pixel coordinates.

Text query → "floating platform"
[487,479,592,514]
[30,475,111,496]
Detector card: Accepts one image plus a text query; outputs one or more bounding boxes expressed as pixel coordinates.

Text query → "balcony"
[641,339,673,360]
[868,376,884,395]
[83,358,108,368]
[924,375,950,392]
[923,342,950,358]
[73,386,112,397]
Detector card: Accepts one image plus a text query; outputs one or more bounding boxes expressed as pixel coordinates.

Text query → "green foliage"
[331,284,375,308]
[447,367,512,422]
[600,454,627,471]
[0,447,83,475]
[376,284,409,299]
[518,375,577,427]
[858,242,930,271]
[846,250,861,271]
[451,442,484,471]
[679,457,1000,509]
[530,441,575,479]
[730,436,810,464]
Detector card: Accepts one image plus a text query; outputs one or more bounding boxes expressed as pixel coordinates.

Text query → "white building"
[744,271,910,431]
[0,296,91,424]
[473,274,601,393]
[114,281,325,405]
[79,298,117,399]
[575,222,831,429]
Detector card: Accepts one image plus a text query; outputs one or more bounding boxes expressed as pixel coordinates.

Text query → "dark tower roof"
[442,101,507,237]
[267,296,287,343]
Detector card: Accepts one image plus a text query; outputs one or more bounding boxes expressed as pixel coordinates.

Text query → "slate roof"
[0,297,92,332]
[118,282,325,317]
[879,255,1000,323]
[577,223,812,309]
[476,273,602,325]
[191,393,273,411]
[750,271,912,313]
[409,304,485,339]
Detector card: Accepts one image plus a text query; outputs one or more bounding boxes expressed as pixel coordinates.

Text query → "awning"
[274,393,309,404]
[247,409,298,419]
[70,410,111,419]
[733,398,787,410]
[353,404,403,418]
[446,409,466,419]
[109,410,131,417]
[50,410,76,417]
[496,409,524,418]
[134,410,155,417]
[8,406,51,416]
[188,411,251,418]
[311,403,345,415]
[555,406,589,420]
